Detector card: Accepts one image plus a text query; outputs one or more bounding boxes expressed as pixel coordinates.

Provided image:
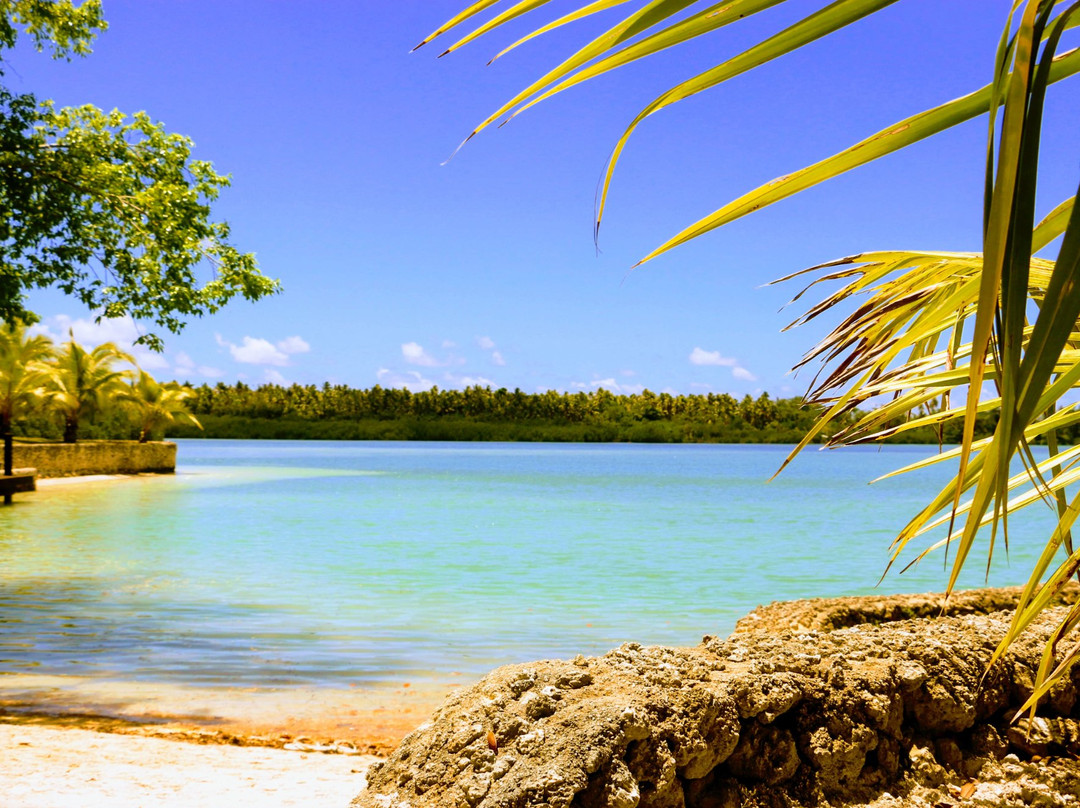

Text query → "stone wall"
[11,441,177,478]
[353,592,1080,808]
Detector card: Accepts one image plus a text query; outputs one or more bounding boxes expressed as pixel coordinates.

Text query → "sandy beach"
[0,674,450,807]
[0,720,381,807]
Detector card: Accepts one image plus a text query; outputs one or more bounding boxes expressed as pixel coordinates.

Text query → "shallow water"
[0,440,1063,695]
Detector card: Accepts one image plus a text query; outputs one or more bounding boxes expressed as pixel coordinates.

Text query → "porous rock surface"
[733,584,1080,635]
[353,594,1080,808]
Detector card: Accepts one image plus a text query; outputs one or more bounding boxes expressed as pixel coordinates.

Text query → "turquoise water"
[0,440,1063,690]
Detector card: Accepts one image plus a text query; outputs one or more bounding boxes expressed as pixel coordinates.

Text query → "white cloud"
[573,378,645,395]
[377,368,435,392]
[402,341,441,367]
[689,347,738,367]
[174,351,196,371]
[450,374,496,388]
[134,350,170,371]
[33,314,169,370]
[217,335,290,366]
[277,336,310,355]
[732,366,758,382]
[172,352,222,379]
[475,336,505,366]
[215,334,309,367]
[36,313,138,346]
[263,369,290,385]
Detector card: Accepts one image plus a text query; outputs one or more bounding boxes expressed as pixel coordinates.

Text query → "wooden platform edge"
[0,472,37,495]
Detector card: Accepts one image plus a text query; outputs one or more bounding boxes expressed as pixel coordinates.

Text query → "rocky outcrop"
[353,600,1080,808]
[12,440,176,477]
[733,585,1080,635]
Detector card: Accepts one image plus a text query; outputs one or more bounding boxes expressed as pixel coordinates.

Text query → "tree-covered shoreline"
[155,382,1000,444]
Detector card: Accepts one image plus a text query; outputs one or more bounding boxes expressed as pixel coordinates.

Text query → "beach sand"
[0,721,380,807]
[0,677,453,807]
[1,673,454,750]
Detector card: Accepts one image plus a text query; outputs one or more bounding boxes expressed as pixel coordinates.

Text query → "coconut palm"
[0,319,54,473]
[119,370,202,443]
[46,334,134,443]
[424,1,1080,709]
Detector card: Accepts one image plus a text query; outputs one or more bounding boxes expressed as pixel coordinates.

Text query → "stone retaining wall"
[11,441,177,478]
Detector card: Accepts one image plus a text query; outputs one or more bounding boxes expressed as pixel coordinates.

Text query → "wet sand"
[1,673,455,754]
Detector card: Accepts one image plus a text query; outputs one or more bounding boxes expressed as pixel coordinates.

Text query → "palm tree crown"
[46,334,134,443]
[0,319,54,432]
[118,371,202,443]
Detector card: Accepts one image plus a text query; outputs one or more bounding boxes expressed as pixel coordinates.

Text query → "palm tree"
[46,334,134,443]
[425,2,1080,708]
[0,319,54,474]
[118,370,202,443]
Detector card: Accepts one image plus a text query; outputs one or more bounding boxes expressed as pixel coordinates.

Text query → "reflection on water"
[0,440,1065,694]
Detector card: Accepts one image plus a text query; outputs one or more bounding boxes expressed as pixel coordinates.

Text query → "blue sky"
[10,1,1080,395]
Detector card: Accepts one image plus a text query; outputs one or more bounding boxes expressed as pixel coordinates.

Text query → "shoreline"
[0,677,444,807]
[5,584,1076,757]
[0,673,458,756]
[35,473,132,487]
[0,708,400,756]
[4,586,1078,807]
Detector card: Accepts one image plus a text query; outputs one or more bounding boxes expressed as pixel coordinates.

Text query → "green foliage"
[0,318,52,432]
[0,0,104,57]
[117,370,201,442]
[150,381,889,444]
[1,320,201,442]
[45,334,132,442]
[0,1,277,346]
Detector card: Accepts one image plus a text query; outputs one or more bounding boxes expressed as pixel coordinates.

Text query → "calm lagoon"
[0,440,1062,694]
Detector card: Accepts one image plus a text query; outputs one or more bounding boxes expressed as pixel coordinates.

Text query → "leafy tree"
[46,333,132,442]
[0,1,278,348]
[423,2,1080,708]
[0,318,52,472]
[118,370,201,443]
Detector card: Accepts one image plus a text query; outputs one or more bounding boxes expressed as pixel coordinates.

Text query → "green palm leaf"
[487,0,641,64]
[427,0,1080,711]
[636,47,1080,265]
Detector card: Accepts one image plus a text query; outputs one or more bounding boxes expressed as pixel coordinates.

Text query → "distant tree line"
[161,382,1003,444]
